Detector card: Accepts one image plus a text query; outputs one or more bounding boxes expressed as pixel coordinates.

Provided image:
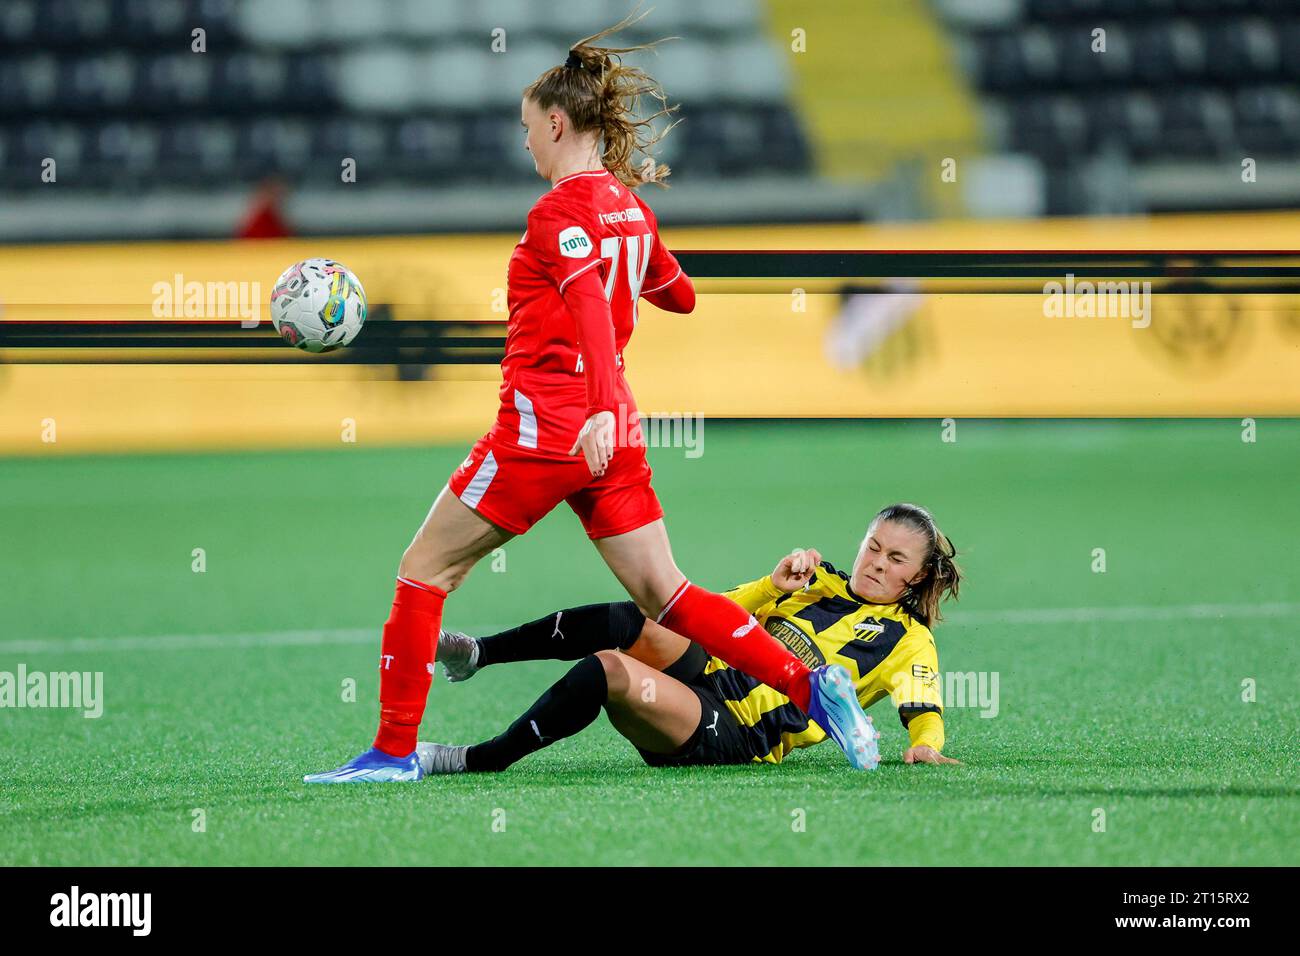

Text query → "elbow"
[642,274,695,314]
[680,280,697,314]
[678,274,696,313]
[656,275,696,313]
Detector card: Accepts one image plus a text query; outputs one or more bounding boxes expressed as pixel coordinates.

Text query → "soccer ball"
[270,258,368,353]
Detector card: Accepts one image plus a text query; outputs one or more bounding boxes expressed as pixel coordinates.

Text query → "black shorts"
[634,643,764,768]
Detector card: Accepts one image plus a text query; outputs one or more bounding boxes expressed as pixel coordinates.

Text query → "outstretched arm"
[901,711,960,765]
[892,637,961,765]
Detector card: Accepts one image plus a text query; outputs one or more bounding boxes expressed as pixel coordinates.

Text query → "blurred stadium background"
[4,0,1300,235]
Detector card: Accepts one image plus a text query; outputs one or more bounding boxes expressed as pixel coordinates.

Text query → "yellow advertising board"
[1,211,1297,455]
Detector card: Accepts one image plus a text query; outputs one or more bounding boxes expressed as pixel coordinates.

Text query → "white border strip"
[557,257,602,295]
[3,602,1296,657]
[641,265,682,296]
[457,450,498,509]
[514,389,538,449]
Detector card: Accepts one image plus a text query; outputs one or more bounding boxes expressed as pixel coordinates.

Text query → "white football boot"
[416,741,469,775]
[438,629,481,683]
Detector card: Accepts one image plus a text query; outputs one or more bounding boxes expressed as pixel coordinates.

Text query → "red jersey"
[491,167,684,458]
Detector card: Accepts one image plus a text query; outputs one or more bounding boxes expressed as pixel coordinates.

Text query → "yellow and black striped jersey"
[710,561,945,763]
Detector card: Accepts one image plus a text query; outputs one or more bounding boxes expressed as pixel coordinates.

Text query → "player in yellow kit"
[420,503,962,772]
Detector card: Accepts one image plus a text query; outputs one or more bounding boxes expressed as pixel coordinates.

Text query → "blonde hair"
[523,4,682,188]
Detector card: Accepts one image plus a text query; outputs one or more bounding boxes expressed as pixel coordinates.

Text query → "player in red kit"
[305,12,878,783]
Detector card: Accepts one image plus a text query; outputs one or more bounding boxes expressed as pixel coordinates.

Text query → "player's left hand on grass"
[570,410,617,476]
[903,745,962,765]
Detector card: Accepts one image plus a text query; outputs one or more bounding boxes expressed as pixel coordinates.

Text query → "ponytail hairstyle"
[523,4,682,189]
[871,503,962,627]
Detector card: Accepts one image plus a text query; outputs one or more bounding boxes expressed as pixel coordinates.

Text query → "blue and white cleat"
[303,746,424,784]
[807,664,881,770]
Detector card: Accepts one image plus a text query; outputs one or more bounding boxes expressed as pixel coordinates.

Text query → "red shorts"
[447,433,664,539]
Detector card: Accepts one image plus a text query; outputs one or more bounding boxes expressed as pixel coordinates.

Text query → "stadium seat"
[1207,18,1280,82]
[287,54,339,108]
[319,0,392,42]
[34,0,85,46]
[393,117,467,179]
[393,0,470,40]
[45,0,114,46]
[415,47,494,112]
[1019,26,1062,87]
[649,39,718,105]
[0,0,817,194]
[459,0,542,40]
[238,117,313,178]
[943,0,1300,208]
[464,116,519,178]
[161,120,239,182]
[685,0,759,37]
[0,1,37,49]
[313,116,391,173]
[678,107,727,175]
[1234,85,1300,153]
[15,56,59,115]
[762,106,812,172]
[937,0,1023,28]
[1280,20,1300,79]
[139,53,213,112]
[538,0,618,41]
[977,34,1029,91]
[487,40,565,110]
[191,0,241,42]
[18,122,85,174]
[339,48,419,114]
[1159,89,1234,157]
[89,120,163,181]
[234,0,321,49]
[715,37,791,104]
[714,111,764,172]
[212,53,290,110]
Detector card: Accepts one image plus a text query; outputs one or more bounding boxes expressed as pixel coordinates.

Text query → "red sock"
[373,576,446,757]
[657,581,812,712]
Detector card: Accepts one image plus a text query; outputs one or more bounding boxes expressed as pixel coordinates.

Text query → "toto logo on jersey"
[557,226,593,258]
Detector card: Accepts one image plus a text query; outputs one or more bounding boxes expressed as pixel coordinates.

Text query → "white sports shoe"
[438,629,481,683]
[416,741,469,775]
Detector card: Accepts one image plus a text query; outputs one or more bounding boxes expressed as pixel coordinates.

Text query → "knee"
[640,577,691,622]
[625,583,679,621]
[594,650,631,699]
[398,546,469,593]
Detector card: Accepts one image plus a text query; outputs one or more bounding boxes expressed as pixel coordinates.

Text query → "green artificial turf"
[1,420,1297,865]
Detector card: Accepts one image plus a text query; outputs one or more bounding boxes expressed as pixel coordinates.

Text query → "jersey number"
[599,234,653,324]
